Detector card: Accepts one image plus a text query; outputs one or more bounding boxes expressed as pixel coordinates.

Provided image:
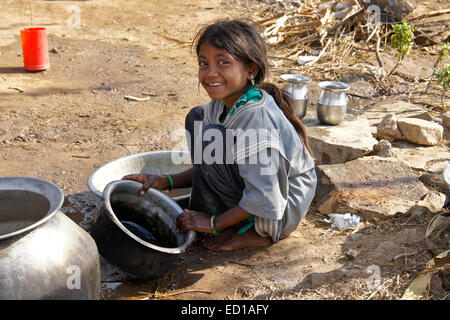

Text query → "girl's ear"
[247,63,259,80]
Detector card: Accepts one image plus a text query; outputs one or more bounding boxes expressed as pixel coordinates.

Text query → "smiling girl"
[123,19,317,251]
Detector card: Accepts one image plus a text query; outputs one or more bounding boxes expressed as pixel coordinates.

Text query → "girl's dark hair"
[193,19,313,157]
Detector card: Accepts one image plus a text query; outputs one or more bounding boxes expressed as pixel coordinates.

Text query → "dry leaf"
[401,250,450,300]
[426,214,450,239]
[124,95,150,101]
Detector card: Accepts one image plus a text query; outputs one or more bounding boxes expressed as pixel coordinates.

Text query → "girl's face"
[198,41,256,109]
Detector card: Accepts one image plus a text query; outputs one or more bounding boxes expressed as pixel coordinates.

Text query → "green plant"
[425,42,449,94]
[436,65,449,108]
[388,20,414,77]
[439,42,450,60]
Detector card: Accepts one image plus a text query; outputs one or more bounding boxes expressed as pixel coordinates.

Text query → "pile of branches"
[254,0,450,59]
[246,0,380,83]
[256,0,376,58]
[248,0,450,106]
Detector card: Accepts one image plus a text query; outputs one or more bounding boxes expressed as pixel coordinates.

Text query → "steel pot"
[88,151,193,208]
[443,165,450,187]
[90,180,196,280]
[317,81,350,125]
[281,74,312,119]
[0,177,101,300]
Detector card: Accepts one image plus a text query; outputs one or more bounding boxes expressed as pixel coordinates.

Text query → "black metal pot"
[90,180,195,280]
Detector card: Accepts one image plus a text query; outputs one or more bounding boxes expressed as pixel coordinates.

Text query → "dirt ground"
[1,0,449,300]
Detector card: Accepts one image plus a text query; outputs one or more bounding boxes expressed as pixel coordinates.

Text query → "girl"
[123,19,317,252]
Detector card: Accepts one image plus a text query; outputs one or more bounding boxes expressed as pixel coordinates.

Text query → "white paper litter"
[324,213,361,230]
[297,55,317,65]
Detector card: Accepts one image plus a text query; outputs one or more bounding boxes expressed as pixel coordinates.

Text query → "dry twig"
[374,28,385,82]
[153,31,192,45]
[392,251,419,262]
[409,9,450,21]
[304,38,332,66]
[139,289,212,299]
[366,280,393,300]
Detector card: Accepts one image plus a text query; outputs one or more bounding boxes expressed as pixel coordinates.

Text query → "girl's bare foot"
[202,228,271,252]
[201,228,237,251]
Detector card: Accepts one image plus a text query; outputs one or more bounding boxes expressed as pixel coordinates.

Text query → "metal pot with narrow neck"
[281,74,312,119]
[0,176,101,300]
[317,81,350,125]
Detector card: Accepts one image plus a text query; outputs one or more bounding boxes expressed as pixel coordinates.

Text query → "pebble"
[399,228,418,243]
[49,48,60,54]
[376,240,397,252]
[350,233,363,242]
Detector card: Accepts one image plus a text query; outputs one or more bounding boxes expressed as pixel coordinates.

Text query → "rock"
[427,161,450,173]
[372,139,393,157]
[304,116,378,165]
[350,233,363,242]
[335,2,353,19]
[443,111,450,129]
[311,267,369,287]
[364,0,415,22]
[399,228,418,243]
[391,142,450,172]
[376,240,397,252]
[314,156,429,220]
[407,111,434,122]
[377,114,402,142]
[375,240,403,260]
[344,232,365,247]
[49,47,60,54]
[419,190,447,212]
[419,172,450,195]
[407,190,447,218]
[376,240,409,260]
[426,213,450,240]
[359,100,427,127]
[346,233,365,247]
[397,118,443,146]
[311,270,343,287]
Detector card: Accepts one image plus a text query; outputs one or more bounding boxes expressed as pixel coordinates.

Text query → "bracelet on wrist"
[210,215,221,236]
[163,175,173,191]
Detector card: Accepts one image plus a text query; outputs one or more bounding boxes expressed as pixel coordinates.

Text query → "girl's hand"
[176,209,213,234]
[121,174,169,195]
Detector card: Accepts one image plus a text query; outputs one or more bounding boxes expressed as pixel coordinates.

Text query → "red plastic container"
[20,27,50,71]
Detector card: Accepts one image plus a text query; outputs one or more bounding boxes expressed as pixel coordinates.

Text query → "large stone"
[304,116,378,165]
[391,141,450,172]
[310,266,373,288]
[372,139,393,158]
[407,190,447,218]
[397,118,443,146]
[314,156,429,220]
[359,100,427,128]
[377,113,402,142]
[407,111,434,122]
[364,0,415,22]
[419,172,450,195]
[443,111,450,129]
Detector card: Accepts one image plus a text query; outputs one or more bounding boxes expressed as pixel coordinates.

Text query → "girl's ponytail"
[258,83,314,158]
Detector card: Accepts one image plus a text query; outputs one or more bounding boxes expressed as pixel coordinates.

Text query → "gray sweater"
[196,89,317,238]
